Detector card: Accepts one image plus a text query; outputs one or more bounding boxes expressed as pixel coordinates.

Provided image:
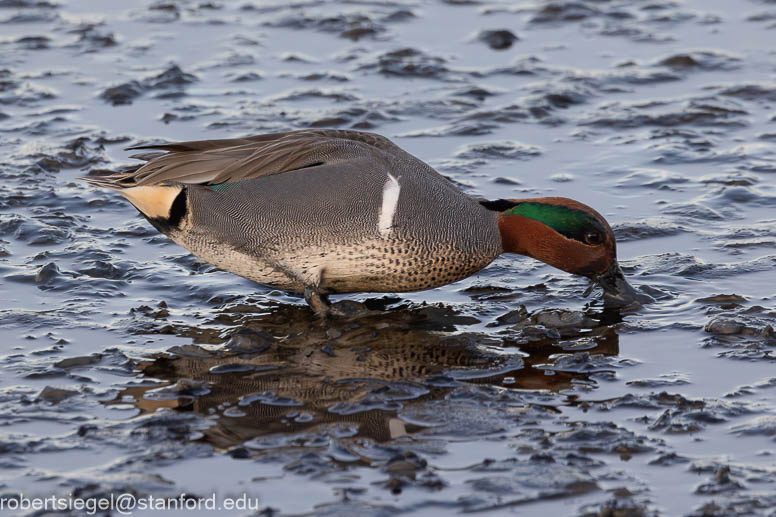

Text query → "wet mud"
[1,0,776,515]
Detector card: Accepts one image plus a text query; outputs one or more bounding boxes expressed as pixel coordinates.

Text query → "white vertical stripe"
[378,173,400,237]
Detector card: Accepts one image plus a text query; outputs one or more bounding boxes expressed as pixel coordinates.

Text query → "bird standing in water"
[83,129,643,314]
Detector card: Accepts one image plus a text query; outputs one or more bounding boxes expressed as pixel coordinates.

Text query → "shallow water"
[1,0,775,515]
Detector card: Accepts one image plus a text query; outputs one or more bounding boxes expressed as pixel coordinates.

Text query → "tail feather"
[78,171,138,190]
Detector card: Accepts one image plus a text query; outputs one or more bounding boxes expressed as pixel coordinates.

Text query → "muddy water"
[1,0,776,515]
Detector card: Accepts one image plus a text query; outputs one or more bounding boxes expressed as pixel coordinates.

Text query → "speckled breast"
[170,229,500,294]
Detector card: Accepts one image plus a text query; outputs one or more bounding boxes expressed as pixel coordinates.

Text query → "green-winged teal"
[83,129,643,313]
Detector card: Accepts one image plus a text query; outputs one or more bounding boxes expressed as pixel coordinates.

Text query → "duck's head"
[482,197,645,307]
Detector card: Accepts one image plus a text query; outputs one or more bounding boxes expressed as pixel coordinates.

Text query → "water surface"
[1,0,776,515]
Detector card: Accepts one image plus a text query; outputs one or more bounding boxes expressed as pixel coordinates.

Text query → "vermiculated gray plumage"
[84,129,503,295]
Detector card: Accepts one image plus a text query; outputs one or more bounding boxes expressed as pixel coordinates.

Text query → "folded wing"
[83,129,405,189]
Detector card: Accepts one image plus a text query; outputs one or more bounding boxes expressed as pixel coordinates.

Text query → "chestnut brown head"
[482,197,645,307]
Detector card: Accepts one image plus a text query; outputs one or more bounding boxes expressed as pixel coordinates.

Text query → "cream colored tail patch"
[119,185,181,219]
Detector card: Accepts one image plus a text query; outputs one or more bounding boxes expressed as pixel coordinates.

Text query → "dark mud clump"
[70,24,119,51]
[656,50,742,72]
[26,136,107,171]
[360,48,450,80]
[718,82,776,103]
[529,3,604,24]
[100,65,197,105]
[476,29,518,50]
[455,140,542,160]
[703,304,776,360]
[580,98,748,129]
[264,12,386,41]
[614,219,687,242]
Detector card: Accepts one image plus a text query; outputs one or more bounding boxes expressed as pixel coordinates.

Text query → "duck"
[82,129,643,314]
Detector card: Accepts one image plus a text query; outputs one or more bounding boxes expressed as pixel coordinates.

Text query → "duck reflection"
[116,302,621,450]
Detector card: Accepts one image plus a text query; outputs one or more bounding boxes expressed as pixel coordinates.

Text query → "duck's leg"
[304,285,330,316]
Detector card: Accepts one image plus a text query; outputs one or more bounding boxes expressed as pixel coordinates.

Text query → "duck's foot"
[304,286,331,317]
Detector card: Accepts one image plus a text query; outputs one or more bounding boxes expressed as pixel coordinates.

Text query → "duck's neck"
[497,212,552,257]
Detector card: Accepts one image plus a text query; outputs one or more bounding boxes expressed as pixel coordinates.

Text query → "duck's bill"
[592,262,652,308]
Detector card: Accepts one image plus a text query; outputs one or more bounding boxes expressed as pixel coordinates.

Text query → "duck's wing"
[83,129,406,188]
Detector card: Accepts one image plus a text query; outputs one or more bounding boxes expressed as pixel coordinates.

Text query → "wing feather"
[83,129,405,189]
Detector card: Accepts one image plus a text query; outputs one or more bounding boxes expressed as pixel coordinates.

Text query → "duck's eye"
[584,231,603,245]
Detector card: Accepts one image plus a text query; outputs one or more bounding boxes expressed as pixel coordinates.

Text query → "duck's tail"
[80,172,183,221]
